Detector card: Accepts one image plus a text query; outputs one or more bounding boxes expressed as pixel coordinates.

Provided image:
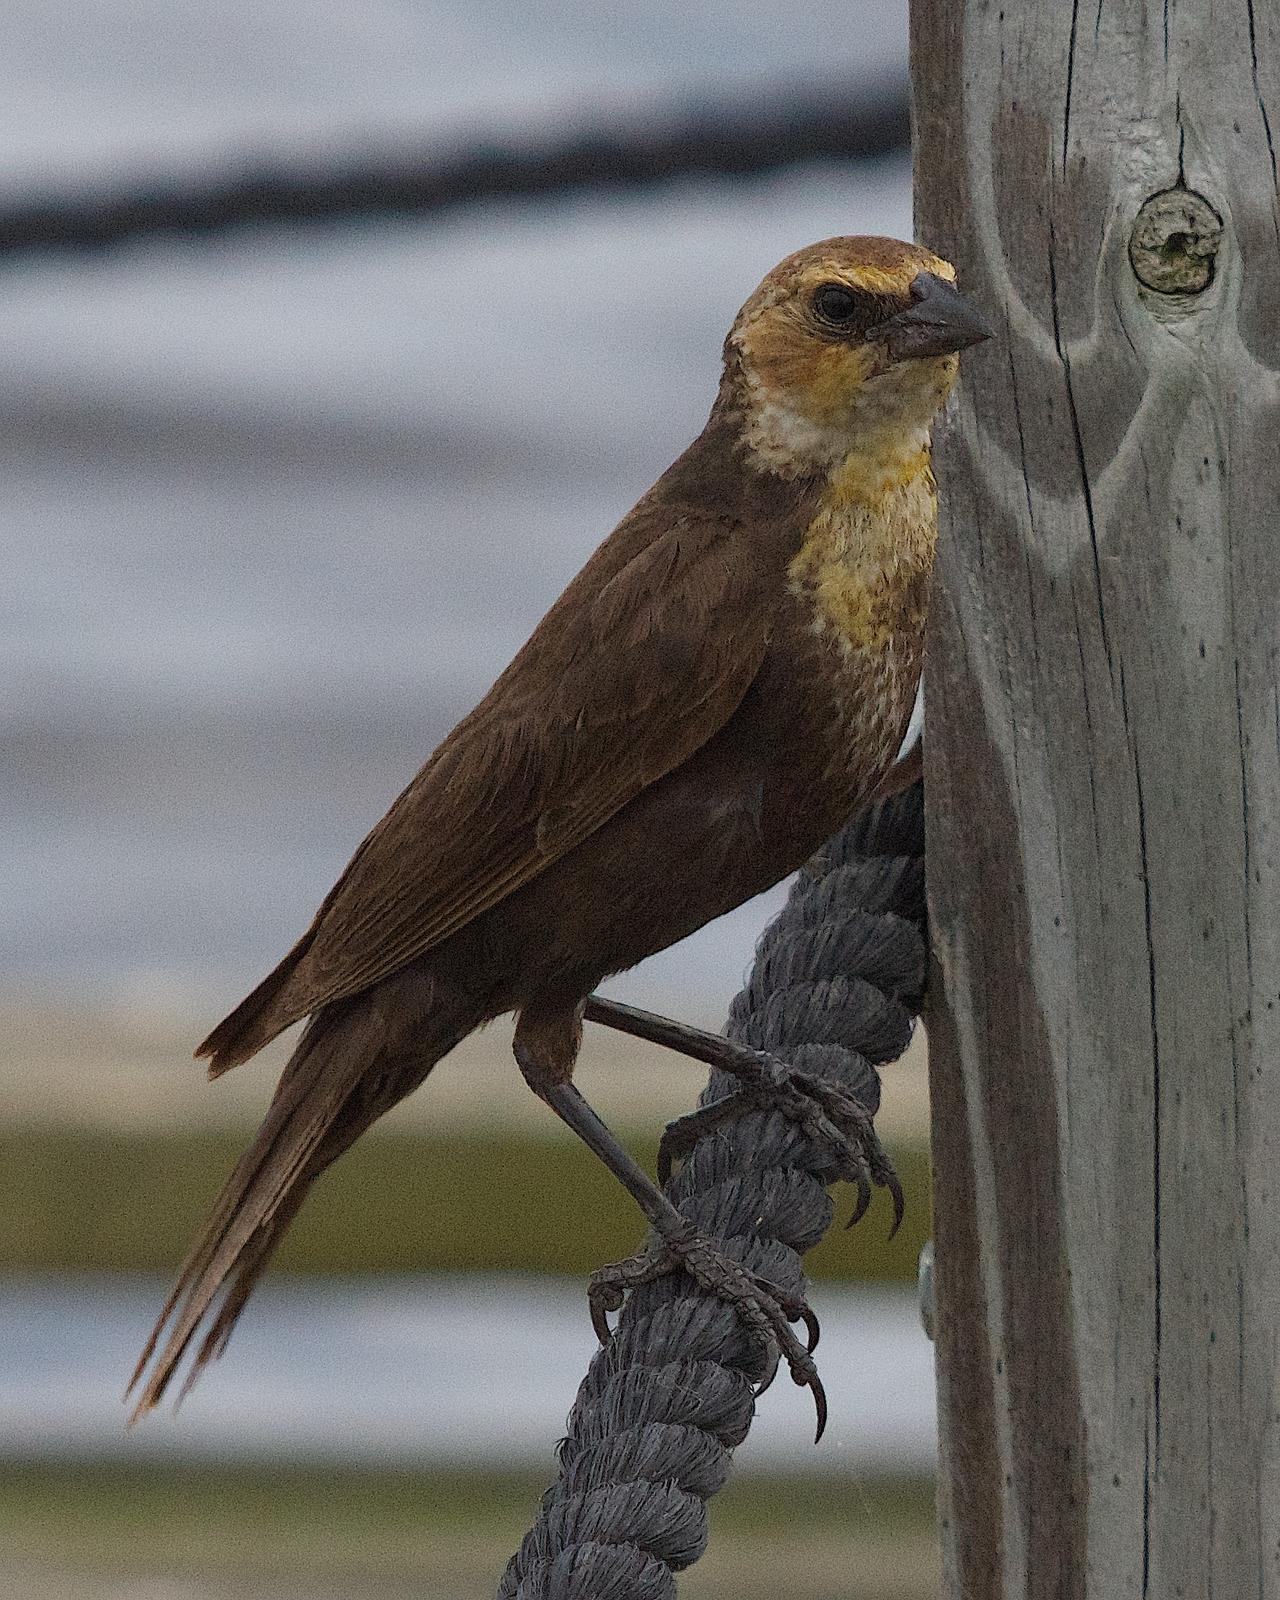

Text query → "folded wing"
[199,507,771,1072]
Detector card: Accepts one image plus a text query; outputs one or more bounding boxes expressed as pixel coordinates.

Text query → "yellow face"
[728,237,985,473]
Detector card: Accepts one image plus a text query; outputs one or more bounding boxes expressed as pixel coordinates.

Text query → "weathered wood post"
[911,1,1280,1593]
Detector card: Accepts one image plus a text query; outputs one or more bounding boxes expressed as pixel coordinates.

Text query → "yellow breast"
[787,449,938,654]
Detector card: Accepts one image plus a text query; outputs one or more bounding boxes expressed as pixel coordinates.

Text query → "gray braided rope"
[498,780,927,1600]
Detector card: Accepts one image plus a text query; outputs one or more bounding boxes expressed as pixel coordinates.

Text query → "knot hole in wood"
[1128,186,1224,297]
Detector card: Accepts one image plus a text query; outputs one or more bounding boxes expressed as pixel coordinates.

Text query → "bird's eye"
[812,283,860,325]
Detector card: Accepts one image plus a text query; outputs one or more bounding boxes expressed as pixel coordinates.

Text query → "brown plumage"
[129,235,989,1419]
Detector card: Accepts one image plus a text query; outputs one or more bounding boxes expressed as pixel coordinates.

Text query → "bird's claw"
[589,1280,625,1345]
[586,1222,828,1440]
[657,1051,903,1234]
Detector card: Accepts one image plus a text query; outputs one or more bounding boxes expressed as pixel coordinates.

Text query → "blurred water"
[2,2,914,1029]
[1,0,908,187]
[1,1275,936,1474]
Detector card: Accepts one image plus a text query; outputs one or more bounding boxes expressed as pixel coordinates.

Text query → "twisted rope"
[2,75,908,259]
[498,779,927,1599]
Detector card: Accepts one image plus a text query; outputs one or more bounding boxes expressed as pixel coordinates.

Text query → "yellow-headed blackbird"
[130,236,990,1431]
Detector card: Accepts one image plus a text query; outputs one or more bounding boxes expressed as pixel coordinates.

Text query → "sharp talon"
[590,1299,614,1346]
[887,1174,906,1239]
[588,1276,626,1346]
[588,1221,825,1437]
[847,1173,873,1229]
[811,1372,829,1443]
[685,1052,901,1244]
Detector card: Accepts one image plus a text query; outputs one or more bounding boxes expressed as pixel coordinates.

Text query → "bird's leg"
[512,1034,826,1436]
[582,995,902,1230]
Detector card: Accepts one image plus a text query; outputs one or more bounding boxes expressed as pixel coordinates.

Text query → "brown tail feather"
[196,936,316,1077]
[176,1178,316,1406]
[128,988,472,1420]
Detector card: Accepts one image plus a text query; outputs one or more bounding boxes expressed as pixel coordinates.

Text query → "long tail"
[127,986,474,1420]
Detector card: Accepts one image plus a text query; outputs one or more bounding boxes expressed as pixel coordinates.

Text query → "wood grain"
[911,1,1280,1593]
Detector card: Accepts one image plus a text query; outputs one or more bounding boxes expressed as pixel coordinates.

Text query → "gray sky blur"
[2,1,912,1029]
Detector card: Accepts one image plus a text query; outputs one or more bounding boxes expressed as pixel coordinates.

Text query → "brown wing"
[199,506,771,1070]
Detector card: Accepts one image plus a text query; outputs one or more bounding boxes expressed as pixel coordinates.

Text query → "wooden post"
[911,2,1280,1594]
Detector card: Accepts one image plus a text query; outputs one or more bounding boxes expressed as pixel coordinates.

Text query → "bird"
[128,234,990,1429]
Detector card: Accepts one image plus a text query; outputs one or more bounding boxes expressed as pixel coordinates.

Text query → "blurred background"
[1,3,937,1595]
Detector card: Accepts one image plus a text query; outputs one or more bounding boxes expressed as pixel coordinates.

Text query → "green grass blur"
[4,1127,937,1594]
[1,1463,939,1599]
[1,1128,930,1280]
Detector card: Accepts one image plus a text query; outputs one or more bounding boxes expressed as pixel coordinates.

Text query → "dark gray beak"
[870,272,993,361]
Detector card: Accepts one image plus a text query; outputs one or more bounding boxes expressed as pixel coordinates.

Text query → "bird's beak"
[869,273,993,361]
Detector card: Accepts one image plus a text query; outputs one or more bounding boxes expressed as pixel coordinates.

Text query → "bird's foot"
[588,1218,827,1439]
[658,1051,902,1231]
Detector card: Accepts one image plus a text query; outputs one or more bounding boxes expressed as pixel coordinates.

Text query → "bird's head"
[725,236,991,478]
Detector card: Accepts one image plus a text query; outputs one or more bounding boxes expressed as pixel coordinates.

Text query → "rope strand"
[499,779,926,1599]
